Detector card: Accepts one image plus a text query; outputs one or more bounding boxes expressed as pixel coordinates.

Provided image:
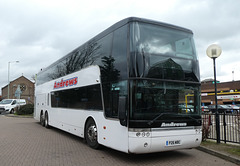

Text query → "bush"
[16,104,34,115]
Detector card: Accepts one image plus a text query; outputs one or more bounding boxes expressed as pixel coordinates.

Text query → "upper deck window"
[129,22,199,81]
[130,22,197,60]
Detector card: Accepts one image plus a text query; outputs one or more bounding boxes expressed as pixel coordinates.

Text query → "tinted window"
[99,25,128,85]
[12,100,17,105]
[0,99,12,104]
[99,25,128,119]
[129,22,200,82]
[103,81,128,118]
[130,80,201,120]
[37,34,113,86]
[111,25,128,80]
[51,84,102,110]
[97,33,113,60]
[47,40,102,82]
[37,25,128,86]
[130,22,196,59]
[96,33,114,74]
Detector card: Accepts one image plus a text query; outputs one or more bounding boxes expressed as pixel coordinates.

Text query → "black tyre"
[85,118,99,149]
[44,112,50,128]
[40,112,45,126]
[10,109,14,114]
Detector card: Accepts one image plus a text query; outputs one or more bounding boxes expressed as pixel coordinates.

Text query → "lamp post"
[206,44,222,143]
[8,61,19,99]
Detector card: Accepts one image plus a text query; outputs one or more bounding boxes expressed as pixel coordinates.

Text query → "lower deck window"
[51,84,102,110]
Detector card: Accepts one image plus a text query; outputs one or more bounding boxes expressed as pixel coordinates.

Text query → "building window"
[20,84,26,91]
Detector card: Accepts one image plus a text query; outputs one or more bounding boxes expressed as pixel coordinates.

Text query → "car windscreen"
[0,100,13,104]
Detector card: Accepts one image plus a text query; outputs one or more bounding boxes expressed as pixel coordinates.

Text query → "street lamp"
[206,44,222,143]
[8,61,19,99]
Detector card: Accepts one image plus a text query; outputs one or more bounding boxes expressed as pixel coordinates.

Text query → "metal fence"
[202,111,240,144]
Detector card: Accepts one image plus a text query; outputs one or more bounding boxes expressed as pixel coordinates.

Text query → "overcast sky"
[0,0,240,93]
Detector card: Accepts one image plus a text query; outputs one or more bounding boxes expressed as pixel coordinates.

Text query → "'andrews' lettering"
[54,77,78,89]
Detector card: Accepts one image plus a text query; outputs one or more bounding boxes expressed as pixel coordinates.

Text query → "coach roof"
[38,17,193,74]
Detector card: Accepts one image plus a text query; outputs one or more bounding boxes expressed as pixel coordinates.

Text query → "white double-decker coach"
[34,17,202,154]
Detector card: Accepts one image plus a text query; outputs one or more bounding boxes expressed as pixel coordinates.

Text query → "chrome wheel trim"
[87,124,97,142]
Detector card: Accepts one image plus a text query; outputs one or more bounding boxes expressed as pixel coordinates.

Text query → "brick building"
[1,76,35,104]
[201,79,240,105]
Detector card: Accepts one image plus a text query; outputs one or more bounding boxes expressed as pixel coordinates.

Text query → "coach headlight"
[146,132,150,137]
[195,126,202,134]
[131,128,151,137]
[136,132,141,137]
[135,131,151,137]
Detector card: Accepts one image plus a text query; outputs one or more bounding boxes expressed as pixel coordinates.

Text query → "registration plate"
[166,140,181,146]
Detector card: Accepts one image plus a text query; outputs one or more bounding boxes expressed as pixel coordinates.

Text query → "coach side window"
[104,81,127,118]
[51,84,103,110]
[112,25,128,80]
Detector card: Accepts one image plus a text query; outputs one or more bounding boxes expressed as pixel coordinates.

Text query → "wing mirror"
[118,96,127,126]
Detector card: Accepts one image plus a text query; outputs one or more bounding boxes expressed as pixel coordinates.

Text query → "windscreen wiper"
[186,115,201,123]
[148,113,201,126]
[172,114,201,124]
[148,113,175,126]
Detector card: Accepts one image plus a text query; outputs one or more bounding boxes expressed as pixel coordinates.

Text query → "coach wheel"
[40,112,45,126]
[85,118,99,149]
[45,112,50,128]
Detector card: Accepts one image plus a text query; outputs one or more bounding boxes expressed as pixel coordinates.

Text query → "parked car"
[207,105,232,113]
[0,99,19,114]
[179,104,194,113]
[17,99,26,106]
[236,104,240,107]
[227,105,240,114]
[201,106,209,112]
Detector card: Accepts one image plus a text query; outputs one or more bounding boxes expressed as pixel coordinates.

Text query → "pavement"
[197,146,240,165]
[2,114,240,166]
[4,113,33,118]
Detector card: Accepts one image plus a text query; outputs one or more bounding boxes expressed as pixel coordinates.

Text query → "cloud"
[0,0,240,92]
